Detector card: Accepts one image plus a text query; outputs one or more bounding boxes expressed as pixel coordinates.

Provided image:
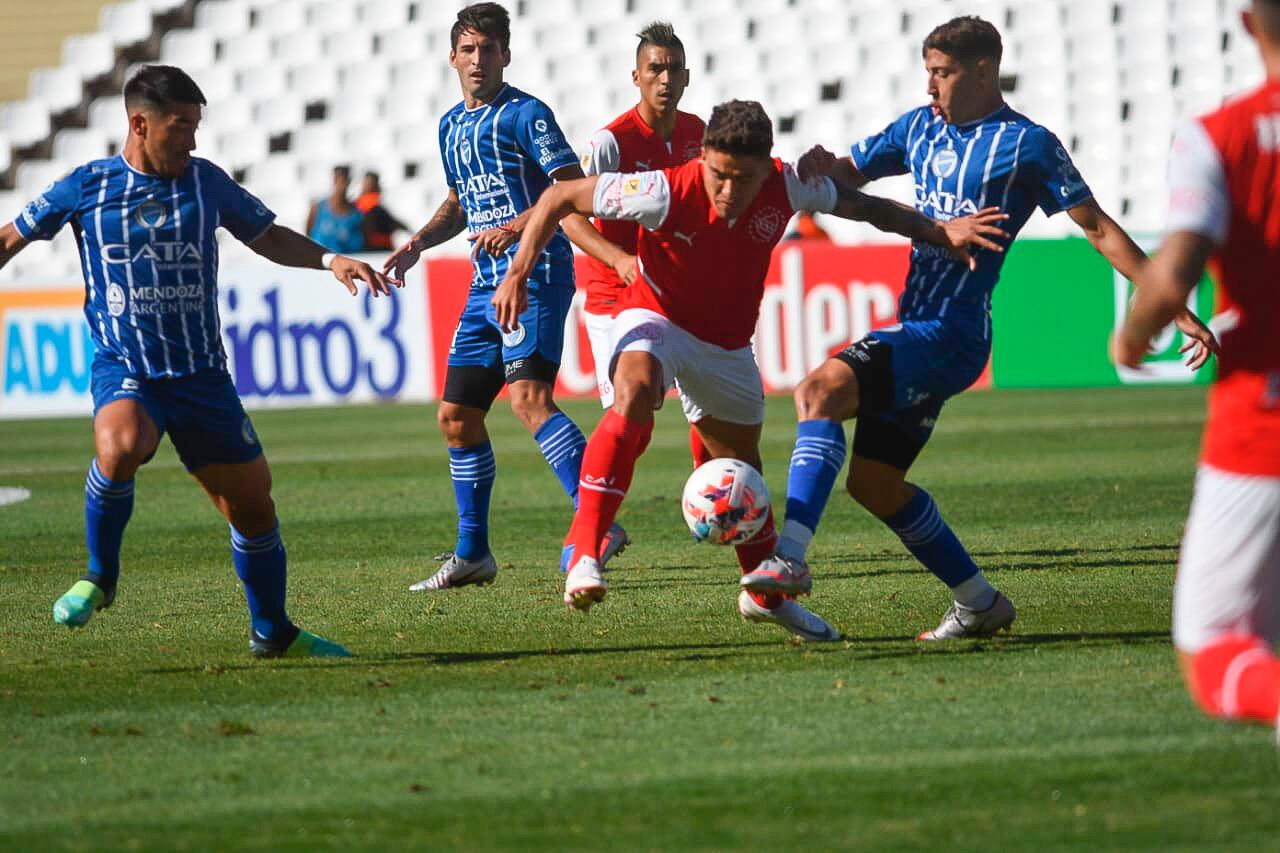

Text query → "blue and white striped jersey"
[13,155,275,378]
[438,84,578,290]
[852,104,1093,329]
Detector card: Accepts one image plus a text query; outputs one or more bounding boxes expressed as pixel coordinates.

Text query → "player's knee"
[795,367,856,421]
[611,377,659,421]
[846,471,909,519]
[95,427,152,477]
[227,495,277,538]
[507,384,554,431]
[436,403,475,444]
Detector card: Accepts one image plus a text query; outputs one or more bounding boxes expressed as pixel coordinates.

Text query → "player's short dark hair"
[702,100,773,159]
[452,2,510,51]
[636,21,684,60]
[922,16,1003,66]
[333,165,351,180]
[364,170,381,186]
[123,65,206,114]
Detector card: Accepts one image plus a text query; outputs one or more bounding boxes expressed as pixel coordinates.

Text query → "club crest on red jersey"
[748,207,786,244]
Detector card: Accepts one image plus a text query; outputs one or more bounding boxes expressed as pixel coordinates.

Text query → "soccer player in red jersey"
[580,24,703,436]
[1115,0,1280,733]
[498,100,1007,639]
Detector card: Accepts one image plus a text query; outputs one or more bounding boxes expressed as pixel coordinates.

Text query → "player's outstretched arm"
[249,224,391,297]
[0,223,30,272]
[797,146,869,187]
[492,176,600,332]
[829,184,1009,270]
[1113,231,1216,368]
[551,164,638,285]
[383,190,466,284]
[1071,199,1219,369]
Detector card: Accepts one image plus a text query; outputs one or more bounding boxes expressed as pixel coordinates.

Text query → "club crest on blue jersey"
[134,199,168,229]
[931,148,959,178]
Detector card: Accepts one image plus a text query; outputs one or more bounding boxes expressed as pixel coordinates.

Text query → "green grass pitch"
[1,386,1277,851]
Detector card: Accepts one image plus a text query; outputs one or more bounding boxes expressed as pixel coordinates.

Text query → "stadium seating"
[0,0,1266,280]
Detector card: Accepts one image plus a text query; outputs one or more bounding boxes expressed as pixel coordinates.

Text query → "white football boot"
[564,555,607,611]
[409,552,499,591]
[917,592,1016,640]
[737,590,841,642]
[739,554,813,596]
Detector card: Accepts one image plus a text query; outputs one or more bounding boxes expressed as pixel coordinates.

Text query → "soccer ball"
[681,458,770,545]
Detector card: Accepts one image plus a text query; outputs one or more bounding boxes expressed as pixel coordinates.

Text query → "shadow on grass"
[139,630,1169,675]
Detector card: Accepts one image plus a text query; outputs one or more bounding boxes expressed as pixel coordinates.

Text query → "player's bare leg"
[194,457,349,658]
[562,351,659,610]
[53,399,159,628]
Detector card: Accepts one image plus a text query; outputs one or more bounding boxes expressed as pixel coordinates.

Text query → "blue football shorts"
[90,354,263,472]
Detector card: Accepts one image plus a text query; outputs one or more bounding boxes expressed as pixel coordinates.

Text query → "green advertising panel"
[990,238,1216,388]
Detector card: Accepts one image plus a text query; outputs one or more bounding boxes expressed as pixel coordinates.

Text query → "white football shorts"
[1173,464,1280,652]
[608,308,766,425]
[583,309,615,409]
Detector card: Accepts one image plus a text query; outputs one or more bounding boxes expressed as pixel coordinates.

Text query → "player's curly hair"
[452,2,510,51]
[124,65,206,114]
[922,16,1003,66]
[702,100,773,159]
[636,21,684,59]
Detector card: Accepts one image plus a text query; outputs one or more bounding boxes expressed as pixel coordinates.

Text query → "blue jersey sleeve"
[1029,128,1093,216]
[438,115,457,190]
[849,109,925,181]
[13,167,84,241]
[204,161,276,242]
[517,100,578,177]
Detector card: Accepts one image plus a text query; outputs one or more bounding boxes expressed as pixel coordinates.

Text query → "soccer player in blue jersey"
[741,16,1219,639]
[0,65,391,658]
[385,3,630,590]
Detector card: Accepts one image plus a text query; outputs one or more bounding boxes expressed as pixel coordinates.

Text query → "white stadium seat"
[0,98,53,148]
[195,0,251,39]
[100,1,155,47]
[52,127,112,163]
[61,34,117,82]
[161,29,218,70]
[28,67,85,115]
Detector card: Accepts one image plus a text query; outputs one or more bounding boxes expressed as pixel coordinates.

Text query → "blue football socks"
[230,524,292,642]
[84,459,134,590]
[449,441,496,561]
[777,420,847,562]
[535,412,587,508]
[884,487,996,610]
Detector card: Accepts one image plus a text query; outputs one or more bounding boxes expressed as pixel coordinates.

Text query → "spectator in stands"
[355,171,408,251]
[306,165,364,253]
[783,211,832,242]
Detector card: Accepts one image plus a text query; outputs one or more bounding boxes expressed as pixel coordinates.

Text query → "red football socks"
[689,426,713,468]
[565,410,653,563]
[1190,633,1280,724]
[738,508,783,609]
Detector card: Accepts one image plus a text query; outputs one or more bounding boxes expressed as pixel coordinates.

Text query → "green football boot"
[53,579,115,628]
[249,626,351,659]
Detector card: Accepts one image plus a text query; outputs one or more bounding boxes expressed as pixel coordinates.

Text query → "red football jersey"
[580,108,705,315]
[1169,80,1280,476]
[591,158,836,349]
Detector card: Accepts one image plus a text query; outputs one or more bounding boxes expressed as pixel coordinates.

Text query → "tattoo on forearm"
[414,198,466,249]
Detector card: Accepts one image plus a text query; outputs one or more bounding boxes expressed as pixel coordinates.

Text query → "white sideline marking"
[0,487,31,507]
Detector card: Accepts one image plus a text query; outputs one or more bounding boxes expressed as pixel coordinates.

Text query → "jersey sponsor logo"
[99,241,204,267]
[748,207,786,244]
[121,377,140,393]
[126,284,207,316]
[458,173,509,198]
[671,230,695,246]
[469,202,517,226]
[106,283,126,317]
[20,194,52,231]
[534,119,548,133]
[133,199,168,229]
[501,323,527,347]
[1054,146,1087,199]
[623,177,643,195]
[914,186,979,218]
[459,137,473,164]
[931,148,959,178]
